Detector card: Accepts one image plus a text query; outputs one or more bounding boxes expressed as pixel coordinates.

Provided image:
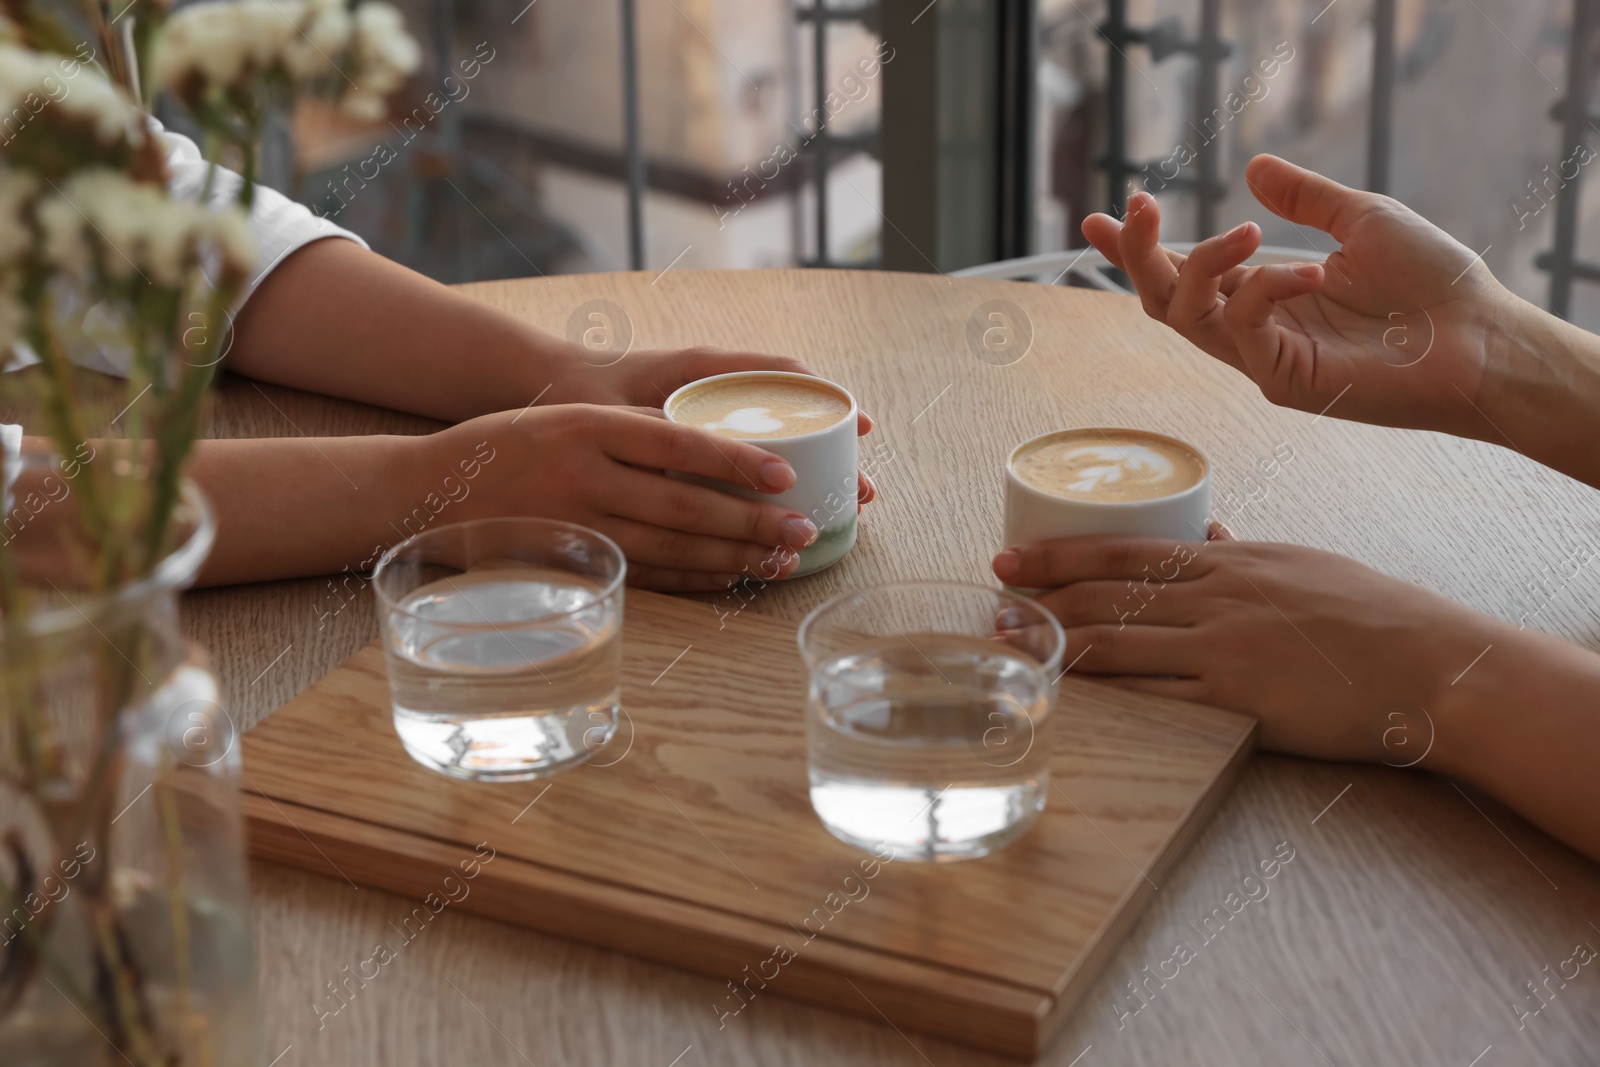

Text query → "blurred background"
[163,0,1600,332]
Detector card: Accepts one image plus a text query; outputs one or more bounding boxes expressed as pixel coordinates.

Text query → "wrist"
[1476,293,1544,429]
[1426,618,1560,785]
[1429,621,1600,856]
[434,316,562,421]
[490,320,572,414]
[1478,294,1600,484]
[405,424,503,526]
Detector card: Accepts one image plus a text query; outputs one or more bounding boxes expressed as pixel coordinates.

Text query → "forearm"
[225,238,567,422]
[1480,296,1600,490]
[189,433,431,585]
[1434,623,1600,861]
[8,432,430,587]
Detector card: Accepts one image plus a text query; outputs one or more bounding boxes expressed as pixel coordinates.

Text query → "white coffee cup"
[664,370,859,578]
[1003,428,1213,553]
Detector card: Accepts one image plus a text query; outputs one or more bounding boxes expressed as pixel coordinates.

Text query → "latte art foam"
[670,377,852,440]
[1011,430,1205,502]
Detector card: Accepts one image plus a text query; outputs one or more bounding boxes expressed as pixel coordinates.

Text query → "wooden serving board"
[241,588,1255,1059]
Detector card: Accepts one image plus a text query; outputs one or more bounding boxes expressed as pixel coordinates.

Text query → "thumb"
[1245,154,1372,242]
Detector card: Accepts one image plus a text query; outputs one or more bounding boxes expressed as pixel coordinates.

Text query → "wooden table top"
[184,268,1600,1067]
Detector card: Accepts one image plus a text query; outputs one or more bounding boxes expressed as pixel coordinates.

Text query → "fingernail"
[768,548,801,578]
[996,606,1025,630]
[1294,263,1321,279]
[993,549,1020,581]
[762,458,796,490]
[781,515,818,547]
[860,410,875,433]
[1226,221,1252,241]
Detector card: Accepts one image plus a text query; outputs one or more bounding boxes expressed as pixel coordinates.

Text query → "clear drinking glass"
[373,518,625,782]
[798,581,1066,862]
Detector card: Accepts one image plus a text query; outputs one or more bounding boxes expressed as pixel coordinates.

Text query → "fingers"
[603,516,802,577]
[1118,193,1182,320]
[600,409,796,492]
[1221,263,1324,381]
[993,535,1212,589]
[1058,623,1201,677]
[606,466,817,550]
[1207,520,1234,541]
[1035,578,1197,629]
[858,471,877,505]
[1166,221,1260,339]
[1081,213,1129,269]
[1245,154,1372,241]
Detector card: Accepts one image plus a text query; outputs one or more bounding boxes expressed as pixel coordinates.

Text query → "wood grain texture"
[240,587,1255,1058]
[170,269,1600,1066]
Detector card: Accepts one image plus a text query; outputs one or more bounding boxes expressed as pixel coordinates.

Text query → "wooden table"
[184,269,1600,1067]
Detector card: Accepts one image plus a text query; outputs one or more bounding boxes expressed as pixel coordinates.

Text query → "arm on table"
[1437,620,1600,863]
[224,237,559,424]
[161,120,838,425]
[193,403,822,590]
[994,536,1600,863]
[18,403,822,591]
[224,238,879,435]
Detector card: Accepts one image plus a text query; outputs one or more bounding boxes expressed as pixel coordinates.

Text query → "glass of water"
[373,518,625,782]
[798,582,1065,862]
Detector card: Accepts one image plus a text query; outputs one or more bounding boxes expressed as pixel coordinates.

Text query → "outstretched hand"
[1082,155,1521,438]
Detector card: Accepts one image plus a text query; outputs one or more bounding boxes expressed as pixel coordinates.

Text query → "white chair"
[952,243,1313,294]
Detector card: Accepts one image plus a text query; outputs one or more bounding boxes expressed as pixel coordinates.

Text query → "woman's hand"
[544,345,877,504]
[994,531,1600,860]
[430,405,822,592]
[992,532,1505,763]
[1081,155,1524,440]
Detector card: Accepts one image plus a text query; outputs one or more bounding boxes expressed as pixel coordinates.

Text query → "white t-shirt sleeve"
[156,117,370,307]
[6,117,368,378]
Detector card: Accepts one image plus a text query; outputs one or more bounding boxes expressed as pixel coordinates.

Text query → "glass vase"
[0,476,261,1067]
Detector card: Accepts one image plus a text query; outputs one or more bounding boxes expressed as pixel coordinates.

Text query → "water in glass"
[807,632,1052,861]
[384,565,621,781]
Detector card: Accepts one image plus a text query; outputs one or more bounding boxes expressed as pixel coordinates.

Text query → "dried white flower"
[0,44,145,147]
[349,2,419,95]
[37,170,256,289]
[154,0,418,120]
[337,4,419,119]
[285,0,353,79]
[154,0,303,91]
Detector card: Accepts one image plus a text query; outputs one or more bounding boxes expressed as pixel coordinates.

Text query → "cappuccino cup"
[1003,428,1212,554]
[665,370,859,578]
